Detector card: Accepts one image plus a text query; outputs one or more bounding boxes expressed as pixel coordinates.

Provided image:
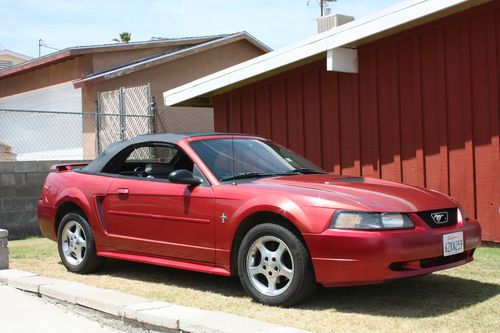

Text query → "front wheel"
[238,223,316,306]
[57,212,105,273]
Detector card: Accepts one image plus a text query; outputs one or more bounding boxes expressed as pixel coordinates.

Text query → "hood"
[251,174,457,213]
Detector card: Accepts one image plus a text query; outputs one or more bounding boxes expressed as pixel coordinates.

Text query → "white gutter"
[164,0,470,106]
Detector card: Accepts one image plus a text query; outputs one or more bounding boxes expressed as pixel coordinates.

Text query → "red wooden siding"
[213,1,500,242]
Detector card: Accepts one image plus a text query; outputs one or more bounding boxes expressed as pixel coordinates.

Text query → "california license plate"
[443,231,464,256]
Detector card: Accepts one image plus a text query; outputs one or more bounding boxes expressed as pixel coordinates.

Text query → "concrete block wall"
[0,161,83,239]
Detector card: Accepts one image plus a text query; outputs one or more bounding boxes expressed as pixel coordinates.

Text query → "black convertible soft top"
[83,132,260,173]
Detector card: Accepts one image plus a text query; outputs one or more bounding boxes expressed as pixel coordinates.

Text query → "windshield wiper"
[220,169,326,182]
[220,172,276,182]
[286,168,326,174]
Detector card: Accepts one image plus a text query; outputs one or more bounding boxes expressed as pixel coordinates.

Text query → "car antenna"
[231,134,236,185]
[229,88,236,185]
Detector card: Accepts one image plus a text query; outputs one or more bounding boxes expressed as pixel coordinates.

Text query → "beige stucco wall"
[81,40,264,159]
[0,45,182,98]
[88,40,263,107]
[0,40,266,160]
[92,46,180,73]
[0,56,93,98]
[0,53,30,65]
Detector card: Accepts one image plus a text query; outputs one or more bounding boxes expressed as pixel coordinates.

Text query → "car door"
[104,145,216,263]
[106,179,215,263]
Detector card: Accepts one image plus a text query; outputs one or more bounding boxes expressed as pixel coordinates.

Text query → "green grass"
[8,238,500,332]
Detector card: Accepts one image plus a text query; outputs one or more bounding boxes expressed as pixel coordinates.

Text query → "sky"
[1,0,401,58]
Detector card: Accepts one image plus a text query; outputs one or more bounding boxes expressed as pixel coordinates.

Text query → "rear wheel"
[238,223,316,306]
[57,212,105,273]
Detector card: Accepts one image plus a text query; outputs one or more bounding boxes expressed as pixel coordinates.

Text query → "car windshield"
[190,138,326,182]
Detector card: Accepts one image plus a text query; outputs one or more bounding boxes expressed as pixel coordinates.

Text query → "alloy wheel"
[61,221,87,266]
[246,235,294,296]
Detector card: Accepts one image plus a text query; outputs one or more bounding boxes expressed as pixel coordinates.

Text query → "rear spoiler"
[50,162,89,172]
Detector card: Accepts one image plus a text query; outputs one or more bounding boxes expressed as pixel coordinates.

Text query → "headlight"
[330,211,414,230]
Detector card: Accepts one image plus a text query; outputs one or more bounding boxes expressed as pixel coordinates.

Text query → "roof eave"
[238,31,273,53]
[0,50,73,79]
[163,0,487,107]
[0,34,234,80]
[73,32,271,88]
[68,35,230,55]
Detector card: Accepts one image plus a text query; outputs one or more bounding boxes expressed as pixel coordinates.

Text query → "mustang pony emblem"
[431,212,449,224]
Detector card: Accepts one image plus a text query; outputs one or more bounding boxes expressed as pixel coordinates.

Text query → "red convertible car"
[38,133,481,306]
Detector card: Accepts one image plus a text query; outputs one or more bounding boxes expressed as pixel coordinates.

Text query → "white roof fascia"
[164,0,469,106]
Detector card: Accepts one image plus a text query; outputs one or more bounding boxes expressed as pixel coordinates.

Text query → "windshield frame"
[188,137,326,184]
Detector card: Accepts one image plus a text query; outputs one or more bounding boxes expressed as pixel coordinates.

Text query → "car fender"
[53,187,96,229]
[230,195,314,233]
[221,194,333,275]
[53,187,113,250]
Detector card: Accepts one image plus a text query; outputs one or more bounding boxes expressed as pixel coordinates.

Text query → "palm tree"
[112,32,132,43]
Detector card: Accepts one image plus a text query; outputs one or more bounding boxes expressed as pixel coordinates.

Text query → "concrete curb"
[0,269,310,333]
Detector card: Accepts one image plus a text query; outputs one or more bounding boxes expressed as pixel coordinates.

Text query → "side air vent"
[95,196,106,230]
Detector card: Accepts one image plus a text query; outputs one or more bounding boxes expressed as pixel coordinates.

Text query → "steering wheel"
[133,166,144,177]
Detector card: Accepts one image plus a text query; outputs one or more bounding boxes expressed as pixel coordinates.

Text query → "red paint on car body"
[38,134,481,286]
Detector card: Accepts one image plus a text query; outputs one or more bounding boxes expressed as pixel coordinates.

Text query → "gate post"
[148,83,156,134]
[95,97,100,154]
[119,87,125,141]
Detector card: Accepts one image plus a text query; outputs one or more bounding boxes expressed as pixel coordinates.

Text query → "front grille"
[420,250,473,268]
[389,249,474,271]
[417,208,457,228]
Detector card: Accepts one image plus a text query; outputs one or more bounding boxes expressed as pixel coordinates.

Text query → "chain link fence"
[155,106,214,133]
[0,83,215,162]
[0,109,214,162]
[97,84,154,153]
[0,109,154,161]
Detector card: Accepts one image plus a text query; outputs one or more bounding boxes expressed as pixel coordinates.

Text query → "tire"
[238,223,316,306]
[57,212,105,274]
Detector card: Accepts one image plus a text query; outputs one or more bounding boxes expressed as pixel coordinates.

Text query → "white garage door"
[0,82,83,160]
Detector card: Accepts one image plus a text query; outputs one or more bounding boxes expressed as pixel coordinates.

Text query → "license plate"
[443,231,464,257]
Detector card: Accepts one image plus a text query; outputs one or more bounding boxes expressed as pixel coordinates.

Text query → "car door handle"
[116,188,129,195]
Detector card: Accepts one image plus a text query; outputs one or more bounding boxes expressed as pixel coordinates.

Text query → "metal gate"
[96,84,154,153]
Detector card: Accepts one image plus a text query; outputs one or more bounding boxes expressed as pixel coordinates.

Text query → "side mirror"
[168,169,202,186]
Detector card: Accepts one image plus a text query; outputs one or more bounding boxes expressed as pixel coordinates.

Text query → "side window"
[193,164,209,186]
[104,143,195,181]
[126,146,177,163]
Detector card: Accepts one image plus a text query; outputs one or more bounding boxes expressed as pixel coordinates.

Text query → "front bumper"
[303,215,481,287]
